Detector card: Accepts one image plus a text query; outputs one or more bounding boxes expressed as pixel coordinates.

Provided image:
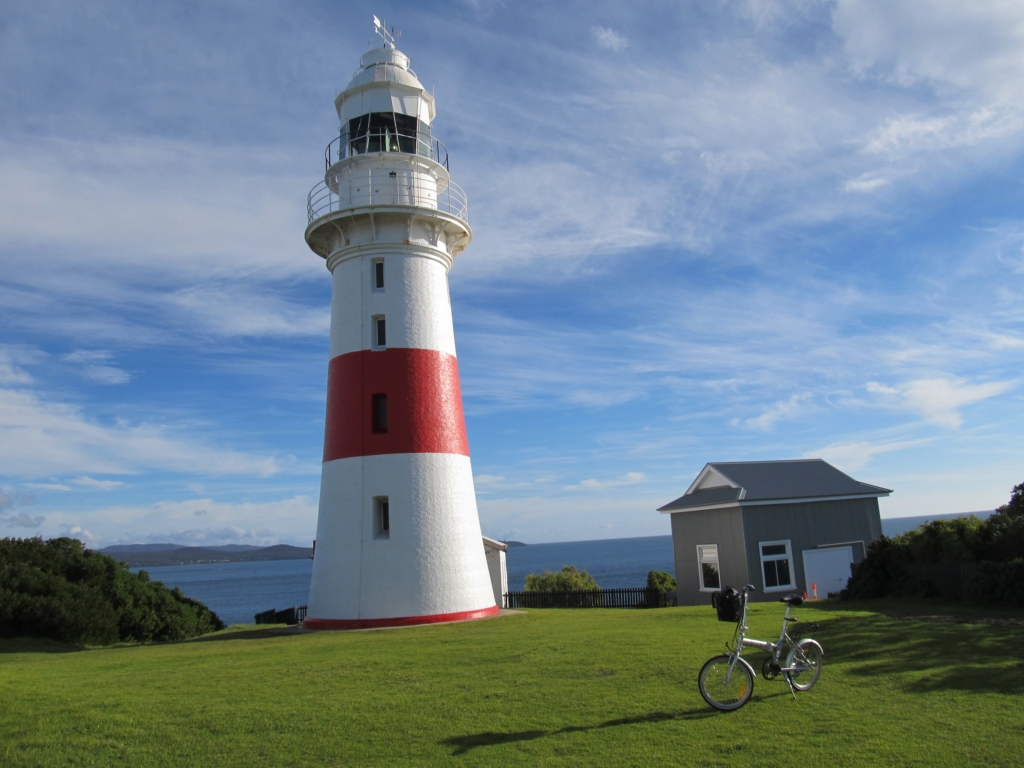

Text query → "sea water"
[135,535,676,626]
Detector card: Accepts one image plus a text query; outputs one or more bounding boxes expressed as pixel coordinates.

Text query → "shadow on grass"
[0,637,86,654]
[795,601,1024,695]
[1,626,306,653]
[186,626,307,644]
[441,708,715,755]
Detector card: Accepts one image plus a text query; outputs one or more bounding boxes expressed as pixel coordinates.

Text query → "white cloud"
[866,377,1015,428]
[73,476,124,490]
[0,387,281,477]
[23,483,73,491]
[563,472,645,491]
[833,0,1024,99]
[592,27,628,52]
[474,474,506,485]
[0,137,310,277]
[741,393,813,430]
[61,524,100,543]
[0,346,37,385]
[57,496,318,547]
[843,174,890,193]
[62,351,132,384]
[809,438,931,471]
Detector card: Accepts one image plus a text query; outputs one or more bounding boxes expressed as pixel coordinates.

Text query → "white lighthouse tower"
[302,23,498,629]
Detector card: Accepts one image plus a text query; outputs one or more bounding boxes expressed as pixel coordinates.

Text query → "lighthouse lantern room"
[302,22,497,629]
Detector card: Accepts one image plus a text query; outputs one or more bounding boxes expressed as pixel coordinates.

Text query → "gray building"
[659,459,890,605]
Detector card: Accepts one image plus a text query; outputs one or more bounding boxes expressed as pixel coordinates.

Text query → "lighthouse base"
[303,604,499,631]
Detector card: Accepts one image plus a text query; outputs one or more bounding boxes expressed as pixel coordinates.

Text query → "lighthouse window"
[349,112,419,156]
[374,497,390,538]
[371,394,388,433]
[373,316,386,348]
[373,260,385,290]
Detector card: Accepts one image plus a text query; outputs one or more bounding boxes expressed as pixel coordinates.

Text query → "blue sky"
[1,0,1022,547]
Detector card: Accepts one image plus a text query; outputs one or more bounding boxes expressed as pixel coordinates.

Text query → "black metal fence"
[906,562,979,600]
[255,605,308,625]
[503,588,675,609]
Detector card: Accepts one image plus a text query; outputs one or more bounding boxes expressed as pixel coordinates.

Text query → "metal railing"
[504,588,674,609]
[325,133,449,172]
[307,170,469,225]
[254,605,307,625]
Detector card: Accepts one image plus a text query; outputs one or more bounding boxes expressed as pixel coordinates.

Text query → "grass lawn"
[2,599,1023,767]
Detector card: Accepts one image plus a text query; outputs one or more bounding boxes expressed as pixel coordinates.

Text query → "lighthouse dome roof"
[344,47,424,91]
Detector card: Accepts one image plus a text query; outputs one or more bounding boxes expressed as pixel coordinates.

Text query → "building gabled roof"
[657,459,891,513]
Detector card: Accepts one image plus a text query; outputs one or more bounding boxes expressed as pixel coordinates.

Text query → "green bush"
[0,537,224,645]
[965,559,1024,608]
[646,571,676,592]
[524,565,599,592]
[843,480,1024,603]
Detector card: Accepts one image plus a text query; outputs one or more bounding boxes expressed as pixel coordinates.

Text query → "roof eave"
[658,490,891,514]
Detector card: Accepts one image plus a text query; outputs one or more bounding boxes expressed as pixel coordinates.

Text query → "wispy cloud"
[0,388,281,477]
[592,27,628,52]
[809,437,932,471]
[51,496,318,547]
[2,512,45,528]
[843,173,890,193]
[739,394,814,430]
[563,472,645,491]
[73,476,124,490]
[866,377,1015,428]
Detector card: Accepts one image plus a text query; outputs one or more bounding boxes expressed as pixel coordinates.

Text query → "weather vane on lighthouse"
[372,15,398,48]
[301,20,498,629]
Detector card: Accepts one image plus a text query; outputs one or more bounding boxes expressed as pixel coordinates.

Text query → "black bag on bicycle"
[711,586,742,622]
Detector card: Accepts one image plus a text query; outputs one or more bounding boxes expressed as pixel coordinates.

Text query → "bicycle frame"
[723,587,814,698]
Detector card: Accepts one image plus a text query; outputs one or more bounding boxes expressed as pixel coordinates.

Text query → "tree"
[647,571,676,592]
[0,537,224,645]
[524,565,599,592]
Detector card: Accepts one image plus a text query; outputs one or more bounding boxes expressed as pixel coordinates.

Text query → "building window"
[372,315,386,348]
[697,544,721,591]
[374,496,390,538]
[373,260,384,291]
[759,540,795,591]
[371,393,388,433]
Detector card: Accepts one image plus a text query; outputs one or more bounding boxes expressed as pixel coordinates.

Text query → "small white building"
[482,537,508,608]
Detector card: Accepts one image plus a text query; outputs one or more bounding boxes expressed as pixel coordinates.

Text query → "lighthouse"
[302,23,498,629]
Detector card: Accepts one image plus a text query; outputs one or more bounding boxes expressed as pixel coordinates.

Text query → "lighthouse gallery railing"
[307,172,469,225]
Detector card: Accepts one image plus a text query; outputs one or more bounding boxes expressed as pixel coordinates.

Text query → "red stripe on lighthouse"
[303,605,500,630]
[323,347,470,461]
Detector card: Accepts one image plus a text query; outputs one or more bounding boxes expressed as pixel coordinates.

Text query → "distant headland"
[99,543,313,568]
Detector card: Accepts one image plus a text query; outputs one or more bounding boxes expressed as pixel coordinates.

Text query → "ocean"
[134,534,676,626]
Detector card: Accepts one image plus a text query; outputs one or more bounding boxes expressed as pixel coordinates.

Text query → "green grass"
[2,600,1023,767]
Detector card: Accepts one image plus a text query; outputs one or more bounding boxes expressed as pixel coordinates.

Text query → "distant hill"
[100,543,188,553]
[881,511,994,538]
[100,543,264,554]
[105,544,313,568]
[504,541,527,547]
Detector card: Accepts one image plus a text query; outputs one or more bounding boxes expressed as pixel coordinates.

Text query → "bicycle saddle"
[779,594,804,606]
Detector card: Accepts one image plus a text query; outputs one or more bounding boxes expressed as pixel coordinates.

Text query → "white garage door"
[802,546,854,599]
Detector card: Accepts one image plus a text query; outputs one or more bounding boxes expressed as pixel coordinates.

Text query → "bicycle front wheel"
[785,639,823,691]
[698,655,754,711]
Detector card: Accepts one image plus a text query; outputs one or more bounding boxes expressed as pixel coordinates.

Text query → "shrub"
[965,559,1024,608]
[843,480,1024,602]
[647,571,676,592]
[525,565,599,592]
[0,537,224,645]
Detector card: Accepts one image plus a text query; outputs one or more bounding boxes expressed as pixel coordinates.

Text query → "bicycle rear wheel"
[785,639,823,691]
[698,655,754,711]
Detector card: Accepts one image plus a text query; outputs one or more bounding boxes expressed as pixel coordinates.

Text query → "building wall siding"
[740,497,882,601]
[670,507,749,606]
